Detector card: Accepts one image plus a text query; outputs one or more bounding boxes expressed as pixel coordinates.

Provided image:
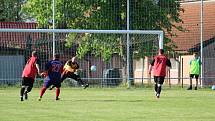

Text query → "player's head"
[32,51,38,57]
[193,53,198,59]
[71,56,77,62]
[54,53,60,60]
[158,49,164,55]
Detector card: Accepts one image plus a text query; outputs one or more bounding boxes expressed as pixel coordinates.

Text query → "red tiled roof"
[170,1,215,52]
[0,22,39,49]
[0,22,37,29]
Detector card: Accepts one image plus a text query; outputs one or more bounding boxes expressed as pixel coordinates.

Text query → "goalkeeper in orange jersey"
[49,56,89,90]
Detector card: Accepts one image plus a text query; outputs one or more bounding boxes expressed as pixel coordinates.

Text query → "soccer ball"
[90,65,96,72]
[212,85,215,90]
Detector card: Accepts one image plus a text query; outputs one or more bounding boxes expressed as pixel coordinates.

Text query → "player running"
[38,54,63,101]
[20,51,41,101]
[49,56,89,90]
[149,49,171,98]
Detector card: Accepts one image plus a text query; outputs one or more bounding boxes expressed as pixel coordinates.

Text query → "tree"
[21,0,95,29]
[22,0,184,81]
[0,0,23,21]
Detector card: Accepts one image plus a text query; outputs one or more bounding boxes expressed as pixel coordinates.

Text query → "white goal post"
[0,28,164,56]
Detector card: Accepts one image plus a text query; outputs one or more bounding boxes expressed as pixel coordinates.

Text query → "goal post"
[0,28,163,87]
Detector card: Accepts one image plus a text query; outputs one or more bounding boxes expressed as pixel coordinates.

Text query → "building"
[134,0,215,86]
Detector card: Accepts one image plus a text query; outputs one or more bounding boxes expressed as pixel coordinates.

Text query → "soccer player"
[49,56,89,90]
[38,54,63,101]
[149,49,171,98]
[187,53,201,90]
[20,51,41,101]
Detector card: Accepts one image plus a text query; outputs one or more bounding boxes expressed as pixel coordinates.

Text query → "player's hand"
[40,72,48,78]
[37,72,41,76]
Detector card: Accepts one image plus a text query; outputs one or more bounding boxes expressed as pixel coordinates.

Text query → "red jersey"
[151,55,171,77]
[22,56,40,79]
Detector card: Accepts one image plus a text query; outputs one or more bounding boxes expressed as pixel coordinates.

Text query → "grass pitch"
[0,87,215,121]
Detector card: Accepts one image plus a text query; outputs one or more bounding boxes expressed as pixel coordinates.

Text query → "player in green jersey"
[187,53,201,90]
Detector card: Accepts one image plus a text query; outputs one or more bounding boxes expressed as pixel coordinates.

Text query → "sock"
[154,84,158,93]
[157,84,162,95]
[20,86,25,97]
[40,87,47,98]
[26,86,32,93]
[56,88,60,98]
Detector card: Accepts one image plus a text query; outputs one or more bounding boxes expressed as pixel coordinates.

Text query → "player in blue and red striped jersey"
[38,54,63,101]
[149,49,171,98]
[20,51,41,101]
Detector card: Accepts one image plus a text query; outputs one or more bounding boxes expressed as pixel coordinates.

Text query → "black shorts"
[190,74,199,79]
[154,76,165,85]
[22,77,34,87]
[61,71,80,82]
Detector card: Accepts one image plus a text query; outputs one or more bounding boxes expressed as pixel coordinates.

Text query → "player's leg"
[20,86,25,101]
[49,85,55,90]
[195,74,199,90]
[154,76,158,96]
[187,74,193,90]
[55,82,61,100]
[76,74,89,89]
[156,76,165,98]
[20,77,28,101]
[61,71,68,82]
[49,72,67,90]
[55,88,60,100]
[24,78,34,100]
[38,79,51,101]
[68,72,89,89]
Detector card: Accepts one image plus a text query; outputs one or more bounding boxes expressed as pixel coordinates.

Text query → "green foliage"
[65,33,122,61]
[22,0,184,61]
[0,0,22,21]
[21,0,53,28]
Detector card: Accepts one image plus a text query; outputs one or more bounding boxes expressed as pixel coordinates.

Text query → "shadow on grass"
[60,99,157,102]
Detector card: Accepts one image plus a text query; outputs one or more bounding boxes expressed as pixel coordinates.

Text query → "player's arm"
[149,59,155,75]
[41,61,51,77]
[189,60,192,65]
[76,63,80,69]
[166,58,172,70]
[199,57,202,65]
[75,63,80,72]
[36,59,41,75]
[67,60,72,66]
[60,64,64,74]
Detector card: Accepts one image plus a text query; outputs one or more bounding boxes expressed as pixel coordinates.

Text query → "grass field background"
[0,87,215,121]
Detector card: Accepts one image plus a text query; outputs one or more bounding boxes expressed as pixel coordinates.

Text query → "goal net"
[0,29,163,87]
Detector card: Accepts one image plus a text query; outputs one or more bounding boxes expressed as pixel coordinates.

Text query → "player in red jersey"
[38,54,63,101]
[149,49,171,98]
[20,51,41,101]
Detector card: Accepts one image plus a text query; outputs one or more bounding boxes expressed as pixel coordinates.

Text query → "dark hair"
[159,49,164,54]
[54,53,60,59]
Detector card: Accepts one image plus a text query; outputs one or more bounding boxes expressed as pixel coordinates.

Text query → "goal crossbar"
[0,28,163,34]
[0,28,164,49]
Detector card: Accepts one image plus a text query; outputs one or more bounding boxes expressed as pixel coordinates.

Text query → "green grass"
[0,87,215,121]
